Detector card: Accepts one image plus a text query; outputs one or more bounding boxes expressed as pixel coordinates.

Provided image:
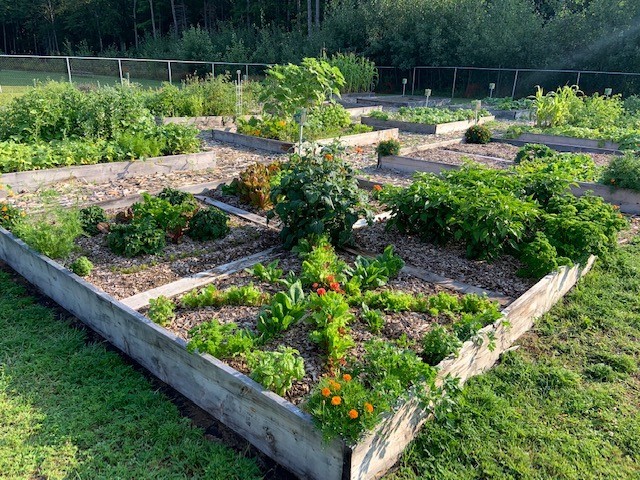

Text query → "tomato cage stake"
[473,99,482,123]
[489,82,496,98]
[294,108,307,153]
[402,78,408,97]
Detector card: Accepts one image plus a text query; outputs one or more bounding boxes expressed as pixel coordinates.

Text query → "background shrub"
[464,124,491,144]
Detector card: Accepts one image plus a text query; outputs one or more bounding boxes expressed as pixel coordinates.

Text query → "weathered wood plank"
[120,247,282,310]
[0,226,346,480]
[195,195,275,229]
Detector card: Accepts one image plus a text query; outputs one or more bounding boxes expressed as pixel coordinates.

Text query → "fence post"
[65,57,72,83]
[511,69,519,99]
[168,61,173,84]
[411,68,416,95]
[211,63,215,77]
[451,67,458,99]
[118,59,124,85]
[245,64,249,80]
[576,71,581,87]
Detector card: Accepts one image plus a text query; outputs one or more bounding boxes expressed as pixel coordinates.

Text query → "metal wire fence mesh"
[412,66,640,100]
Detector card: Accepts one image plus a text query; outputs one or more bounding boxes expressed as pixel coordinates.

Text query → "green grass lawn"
[391,243,640,479]
[0,268,261,480]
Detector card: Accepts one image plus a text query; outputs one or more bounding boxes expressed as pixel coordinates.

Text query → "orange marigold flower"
[321,387,331,397]
[324,153,334,161]
[364,402,374,413]
[317,288,327,296]
[326,274,335,283]
[372,184,383,191]
[355,146,364,154]
[329,282,341,291]
[312,283,319,289]
[329,380,341,391]
[348,409,359,419]
[331,396,342,406]
[342,374,352,382]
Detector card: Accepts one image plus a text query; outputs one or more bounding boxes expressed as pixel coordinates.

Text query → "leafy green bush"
[247,347,305,396]
[261,58,345,117]
[375,139,401,157]
[70,256,94,277]
[482,97,533,110]
[270,151,372,248]
[308,290,355,365]
[246,260,284,283]
[79,206,107,236]
[299,235,349,286]
[382,162,626,276]
[187,319,255,359]
[132,192,197,239]
[514,143,556,164]
[345,245,405,290]
[13,207,83,259]
[187,207,230,241]
[464,124,491,144]
[181,284,269,308]
[224,162,281,210]
[107,218,166,257]
[148,295,176,326]
[421,326,463,365]
[601,152,640,191]
[361,304,385,333]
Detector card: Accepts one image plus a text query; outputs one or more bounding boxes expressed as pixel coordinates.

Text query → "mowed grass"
[0,268,261,480]
[391,243,640,479]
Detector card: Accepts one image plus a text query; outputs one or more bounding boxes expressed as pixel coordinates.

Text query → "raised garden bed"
[495,133,622,155]
[159,107,385,131]
[211,128,399,154]
[355,95,451,108]
[378,154,640,214]
[361,114,494,135]
[0,213,596,480]
[0,150,219,197]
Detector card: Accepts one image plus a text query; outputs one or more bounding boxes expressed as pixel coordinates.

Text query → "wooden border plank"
[120,247,282,310]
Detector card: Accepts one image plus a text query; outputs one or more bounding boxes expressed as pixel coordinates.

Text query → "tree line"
[1,0,639,72]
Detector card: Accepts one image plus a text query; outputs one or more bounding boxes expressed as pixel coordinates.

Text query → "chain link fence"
[0,54,272,89]
[411,66,640,100]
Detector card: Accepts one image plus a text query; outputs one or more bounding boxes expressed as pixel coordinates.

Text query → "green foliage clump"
[13,207,83,259]
[107,218,167,257]
[0,82,201,174]
[324,52,378,93]
[514,143,556,164]
[308,290,355,365]
[375,139,401,157]
[181,284,269,308]
[270,151,372,248]
[70,256,94,277]
[187,207,230,241]
[79,205,107,236]
[246,260,284,283]
[346,245,405,291]
[187,319,255,359]
[247,347,305,396]
[261,57,345,117]
[361,303,385,333]
[0,203,24,228]
[148,295,176,326]
[156,187,199,210]
[601,152,640,191]
[422,326,463,366]
[257,281,306,338]
[371,107,490,125]
[464,124,492,144]
[298,235,348,286]
[382,162,626,277]
[132,192,198,237]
